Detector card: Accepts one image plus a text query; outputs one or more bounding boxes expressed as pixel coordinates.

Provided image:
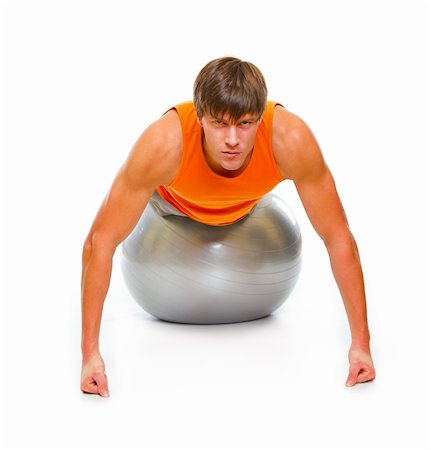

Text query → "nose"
[225,126,239,147]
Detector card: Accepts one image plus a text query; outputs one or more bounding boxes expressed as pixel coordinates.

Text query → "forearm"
[325,232,370,349]
[81,238,115,359]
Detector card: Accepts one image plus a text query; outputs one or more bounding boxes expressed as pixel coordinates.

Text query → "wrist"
[81,340,100,361]
[350,325,370,346]
[350,337,371,352]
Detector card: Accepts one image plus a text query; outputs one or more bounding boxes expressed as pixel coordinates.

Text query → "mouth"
[222,151,241,155]
[222,151,241,159]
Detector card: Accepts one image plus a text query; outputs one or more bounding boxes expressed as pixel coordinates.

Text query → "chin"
[222,162,242,171]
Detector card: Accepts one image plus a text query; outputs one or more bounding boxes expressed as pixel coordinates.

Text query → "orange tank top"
[157,100,284,226]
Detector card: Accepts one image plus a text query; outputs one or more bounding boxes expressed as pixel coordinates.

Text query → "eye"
[240,121,251,127]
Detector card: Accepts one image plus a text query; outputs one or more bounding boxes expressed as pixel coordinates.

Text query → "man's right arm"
[80,110,182,397]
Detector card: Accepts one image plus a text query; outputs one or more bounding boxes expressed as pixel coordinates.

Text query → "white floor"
[2,179,430,450]
[1,2,430,449]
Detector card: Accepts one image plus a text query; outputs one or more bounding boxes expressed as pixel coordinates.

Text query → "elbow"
[82,235,93,265]
[82,231,118,264]
[323,227,360,260]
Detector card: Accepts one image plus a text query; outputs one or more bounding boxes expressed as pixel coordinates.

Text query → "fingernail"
[102,391,110,398]
[346,381,354,387]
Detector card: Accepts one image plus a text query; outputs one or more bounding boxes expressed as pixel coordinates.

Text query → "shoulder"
[123,109,183,188]
[272,104,325,181]
[145,108,183,151]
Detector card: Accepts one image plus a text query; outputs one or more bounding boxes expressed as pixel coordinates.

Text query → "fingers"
[345,347,376,387]
[346,363,376,387]
[356,367,375,384]
[81,378,99,395]
[81,373,110,397]
[94,373,110,397]
[345,372,357,387]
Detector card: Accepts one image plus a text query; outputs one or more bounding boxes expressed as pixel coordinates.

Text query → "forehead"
[207,111,258,123]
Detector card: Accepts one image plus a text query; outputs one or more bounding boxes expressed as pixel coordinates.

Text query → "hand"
[345,346,376,387]
[80,351,110,397]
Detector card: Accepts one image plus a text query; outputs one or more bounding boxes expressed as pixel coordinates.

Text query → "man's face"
[198,111,262,175]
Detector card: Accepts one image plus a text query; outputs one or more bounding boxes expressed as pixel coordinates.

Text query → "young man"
[80,57,376,397]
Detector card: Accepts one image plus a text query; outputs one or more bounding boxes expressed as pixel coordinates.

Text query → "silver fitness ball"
[121,193,302,324]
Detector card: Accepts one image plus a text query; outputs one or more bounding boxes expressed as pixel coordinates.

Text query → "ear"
[196,116,203,127]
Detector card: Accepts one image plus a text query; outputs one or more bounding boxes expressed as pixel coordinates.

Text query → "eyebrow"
[211,115,258,123]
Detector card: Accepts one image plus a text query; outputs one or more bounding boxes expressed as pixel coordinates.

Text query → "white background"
[1,1,430,449]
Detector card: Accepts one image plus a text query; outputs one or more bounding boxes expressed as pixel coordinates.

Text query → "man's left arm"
[273,108,376,387]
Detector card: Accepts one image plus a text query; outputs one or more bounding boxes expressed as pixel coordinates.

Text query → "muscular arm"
[273,107,376,386]
[80,110,181,396]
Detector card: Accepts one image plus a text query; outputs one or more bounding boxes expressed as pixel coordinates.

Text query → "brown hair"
[193,56,268,122]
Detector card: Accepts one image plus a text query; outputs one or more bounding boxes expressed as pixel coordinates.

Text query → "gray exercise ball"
[120,193,302,324]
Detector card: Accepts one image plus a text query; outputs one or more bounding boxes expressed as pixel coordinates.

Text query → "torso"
[154,103,301,186]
